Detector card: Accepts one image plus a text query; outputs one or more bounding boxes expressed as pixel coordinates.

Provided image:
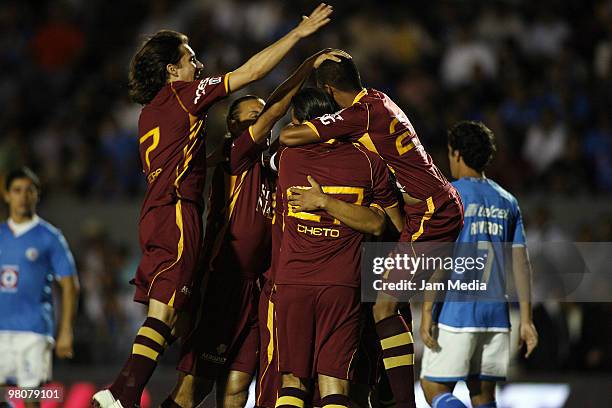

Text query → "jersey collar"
[352,88,368,105]
[8,214,40,237]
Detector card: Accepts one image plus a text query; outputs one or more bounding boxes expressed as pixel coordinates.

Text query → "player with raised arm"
[273,87,399,408]
[0,168,79,408]
[164,50,346,408]
[419,121,538,408]
[280,56,463,408]
[92,5,333,407]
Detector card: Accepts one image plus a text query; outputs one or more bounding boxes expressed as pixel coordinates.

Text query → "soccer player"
[92,5,333,408]
[273,87,399,408]
[166,50,346,408]
[280,56,464,408]
[0,167,79,408]
[419,121,538,408]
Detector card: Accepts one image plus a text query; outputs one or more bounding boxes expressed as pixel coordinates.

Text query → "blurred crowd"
[1,0,612,197]
[1,0,611,372]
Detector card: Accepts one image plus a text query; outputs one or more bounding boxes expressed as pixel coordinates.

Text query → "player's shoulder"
[0,222,9,237]
[36,218,66,240]
[485,178,520,207]
[455,177,520,209]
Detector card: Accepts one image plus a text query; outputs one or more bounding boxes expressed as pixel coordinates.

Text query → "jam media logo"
[1,265,19,292]
[25,247,39,262]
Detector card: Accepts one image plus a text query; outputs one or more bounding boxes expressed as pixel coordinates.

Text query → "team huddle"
[89,3,537,408]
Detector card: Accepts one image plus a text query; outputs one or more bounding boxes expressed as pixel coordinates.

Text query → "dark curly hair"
[292,87,339,122]
[447,121,497,172]
[128,30,188,105]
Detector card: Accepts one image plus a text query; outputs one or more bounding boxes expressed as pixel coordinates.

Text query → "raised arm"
[228,3,332,92]
[288,175,386,236]
[250,50,348,143]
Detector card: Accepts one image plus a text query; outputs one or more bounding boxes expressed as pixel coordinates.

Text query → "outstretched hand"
[288,175,328,211]
[293,3,333,39]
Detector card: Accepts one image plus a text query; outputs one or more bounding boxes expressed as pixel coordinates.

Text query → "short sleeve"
[229,126,267,175]
[304,103,369,142]
[512,204,526,246]
[369,153,398,211]
[172,73,231,117]
[49,231,77,279]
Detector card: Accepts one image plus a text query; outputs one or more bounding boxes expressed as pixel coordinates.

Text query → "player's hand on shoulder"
[519,320,538,358]
[292,3,333,39]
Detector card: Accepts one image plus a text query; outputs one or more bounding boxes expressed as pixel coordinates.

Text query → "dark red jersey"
[138,75,230,216]
[262,146,286,283]
[305,88,450,200]
[276,142,398,287]
[205,126,275,280]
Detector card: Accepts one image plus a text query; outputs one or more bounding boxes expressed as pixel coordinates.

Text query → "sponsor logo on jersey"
[25,247,39,262]
[147,167,163,184]
[465,204,509,219]
[318,112,344,125]
[193,77,222,104]
[1,265,19,292]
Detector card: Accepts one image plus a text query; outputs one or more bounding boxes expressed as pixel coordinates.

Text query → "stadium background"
[0,0,611,406]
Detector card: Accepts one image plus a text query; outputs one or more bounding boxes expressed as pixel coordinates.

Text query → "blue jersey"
[436,177,525,332]
[0,216,76,338]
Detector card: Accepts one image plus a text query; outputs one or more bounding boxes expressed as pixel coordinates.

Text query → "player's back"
[276,141,394,287]
[453,177,523,243]
[437,177,525,331]
[359,89,450,199]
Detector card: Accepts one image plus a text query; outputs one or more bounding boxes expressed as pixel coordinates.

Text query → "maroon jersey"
[262,146,286,283]
[205,126,275,280]
[276,142,398,287]
[138,74,230,216]
[305,88,450,200]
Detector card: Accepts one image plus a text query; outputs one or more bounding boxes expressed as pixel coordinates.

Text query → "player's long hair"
[128,30,188,105]
[448,121,497,172]
[292,87,339,122]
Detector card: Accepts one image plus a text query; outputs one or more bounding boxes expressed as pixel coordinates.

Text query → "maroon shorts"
[400,184,463,243]
[382,186,464,297]
[133,200,203,311]
[275,284,360,380]
[256,280,281,408]
[177,275,260,377]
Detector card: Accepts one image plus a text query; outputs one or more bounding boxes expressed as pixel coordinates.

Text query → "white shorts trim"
[420,327,509,382]
[0,331,53,387]
[438,323,510,333]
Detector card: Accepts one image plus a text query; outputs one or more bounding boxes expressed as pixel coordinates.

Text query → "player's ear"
[166,63,178,78]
